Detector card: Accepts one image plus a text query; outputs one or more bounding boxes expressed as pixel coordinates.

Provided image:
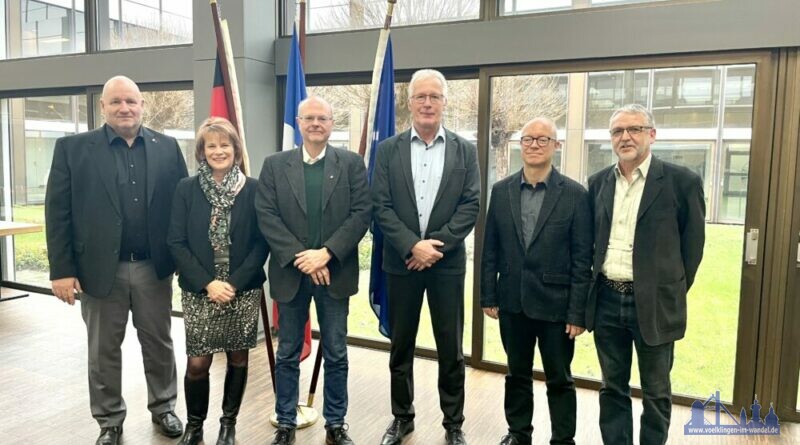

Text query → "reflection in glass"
[306,0,479,33]
[586,70,649,129]
[306,80,479,354]
[724,66,755,129]
[0,95,87,287]
[502,0,669,15]
[652,67,720,128]
[98,0,192,50]
[1,0,85,60]
[719,142,749,223]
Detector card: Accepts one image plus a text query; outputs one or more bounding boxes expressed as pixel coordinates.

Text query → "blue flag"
[368,37,395,338]
[282,25,307,151]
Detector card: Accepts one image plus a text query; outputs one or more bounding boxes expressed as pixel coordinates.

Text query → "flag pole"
[358,0,397,159]
[209,0,250,175]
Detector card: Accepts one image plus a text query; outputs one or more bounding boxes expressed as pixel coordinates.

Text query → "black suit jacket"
[480,168,593,326]
[586,156,705,345]
[45,125,188,298]
[371,128,481,275]
[255,145,371,302]
[167,176,268,293]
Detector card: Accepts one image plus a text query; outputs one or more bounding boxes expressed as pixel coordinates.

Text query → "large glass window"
[96,0,192,50]
[1,0,85,60]
[484,62,756,400]
[501,0,669,16]
[304,0,479,34]
[306,78,479,355]
[1,89,194,293]
[1,95,87,286]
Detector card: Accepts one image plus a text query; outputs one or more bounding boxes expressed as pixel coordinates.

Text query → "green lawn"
[6,206,753,400]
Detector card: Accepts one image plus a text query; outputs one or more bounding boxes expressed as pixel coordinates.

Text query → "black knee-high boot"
[179,376,209,445]
[217,365,248,445]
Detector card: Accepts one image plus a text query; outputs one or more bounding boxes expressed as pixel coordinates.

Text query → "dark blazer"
[45,125,188,298]
[167,176,268,293]
[585,156,705,346]
[480,168,593,326]
[371,128,481,275]
[255,145,371,302]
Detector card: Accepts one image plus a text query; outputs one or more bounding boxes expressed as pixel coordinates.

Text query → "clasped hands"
[206,280,236,304]
[406,239,444,271]
[294,248,332,285]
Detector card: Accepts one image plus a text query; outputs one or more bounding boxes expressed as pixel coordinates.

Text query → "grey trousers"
[79,259,178,427]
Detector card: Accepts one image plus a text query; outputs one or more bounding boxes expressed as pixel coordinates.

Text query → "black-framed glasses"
[298,115,332,123]
[609,126,652,138]
[520,136,557,147]
[410,94,445,104]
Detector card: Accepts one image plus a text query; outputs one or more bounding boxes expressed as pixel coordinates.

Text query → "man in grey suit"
[255,96,370,445]
[481,117,592,445]
[45,75,187,445]
[586,104,705,445]
[372,69,481,445]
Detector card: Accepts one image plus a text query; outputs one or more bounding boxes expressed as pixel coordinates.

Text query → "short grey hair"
[408,69,448,99]
[609,103,655,128]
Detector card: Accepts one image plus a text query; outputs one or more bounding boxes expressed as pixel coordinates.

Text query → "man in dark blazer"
[481,117,592,445]
[45,76,188,445]
[372,69,480,445]
[255,96,370,445]
[586,104,705,445]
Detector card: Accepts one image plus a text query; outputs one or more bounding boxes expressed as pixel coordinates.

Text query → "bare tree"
[310,0,479,32]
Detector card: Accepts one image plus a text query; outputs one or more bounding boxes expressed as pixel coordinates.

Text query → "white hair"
[408,69,448,98]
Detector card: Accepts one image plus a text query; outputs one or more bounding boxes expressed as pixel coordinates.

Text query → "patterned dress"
[182,163,261,356]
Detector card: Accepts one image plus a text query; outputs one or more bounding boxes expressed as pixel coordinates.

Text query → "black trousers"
[387,271,465,428]
[499,310,576,445]
[594,284,675,445]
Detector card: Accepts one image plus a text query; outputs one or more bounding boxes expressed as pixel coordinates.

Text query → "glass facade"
[304,0,479,34]
[1,0,86,60]
[97,0,192,50]
[1,90,194,291]
[501,0,669,15]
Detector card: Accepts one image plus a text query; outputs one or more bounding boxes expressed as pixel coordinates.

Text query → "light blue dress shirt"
[410,125,446,238]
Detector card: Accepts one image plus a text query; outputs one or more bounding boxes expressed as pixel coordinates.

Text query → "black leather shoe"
[326,423,355,445]
[380,418,414,445]
[271,426,296,445]
[499,434,520,445]
[152,411,183,438]
[96,426,122,445]
[446,427,467,445]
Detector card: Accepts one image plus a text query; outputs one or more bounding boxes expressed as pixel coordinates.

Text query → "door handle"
[745,228,758,265]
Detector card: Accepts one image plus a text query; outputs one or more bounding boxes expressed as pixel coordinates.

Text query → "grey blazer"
[371,128,481,275]
[585,156,706,346]
[255,145,371,302]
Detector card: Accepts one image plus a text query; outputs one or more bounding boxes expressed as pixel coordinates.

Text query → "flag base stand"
[270,404,319,428]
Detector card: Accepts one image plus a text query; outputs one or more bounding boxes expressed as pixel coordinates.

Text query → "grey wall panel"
[0,46,193,94]
[275,0,800,75]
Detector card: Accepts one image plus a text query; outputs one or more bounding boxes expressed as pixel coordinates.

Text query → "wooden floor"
[0,294,797,445]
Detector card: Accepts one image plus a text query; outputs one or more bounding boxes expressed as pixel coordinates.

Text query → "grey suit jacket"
[585,156,706,345]
[480,168,593,326]
[255,145,371,302]
[45,125,188,298]
[371,128,481,275]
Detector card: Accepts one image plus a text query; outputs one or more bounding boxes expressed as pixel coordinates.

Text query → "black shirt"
[105,125,149,259]
[520,170,550,248]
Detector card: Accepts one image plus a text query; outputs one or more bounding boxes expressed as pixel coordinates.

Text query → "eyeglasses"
[298,115,332,123]
[520,136,557,147]
[410,94,445,104]
[609,126,652,138]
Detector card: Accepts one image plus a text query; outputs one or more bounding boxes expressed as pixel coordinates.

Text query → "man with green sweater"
[256,96,371,445]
